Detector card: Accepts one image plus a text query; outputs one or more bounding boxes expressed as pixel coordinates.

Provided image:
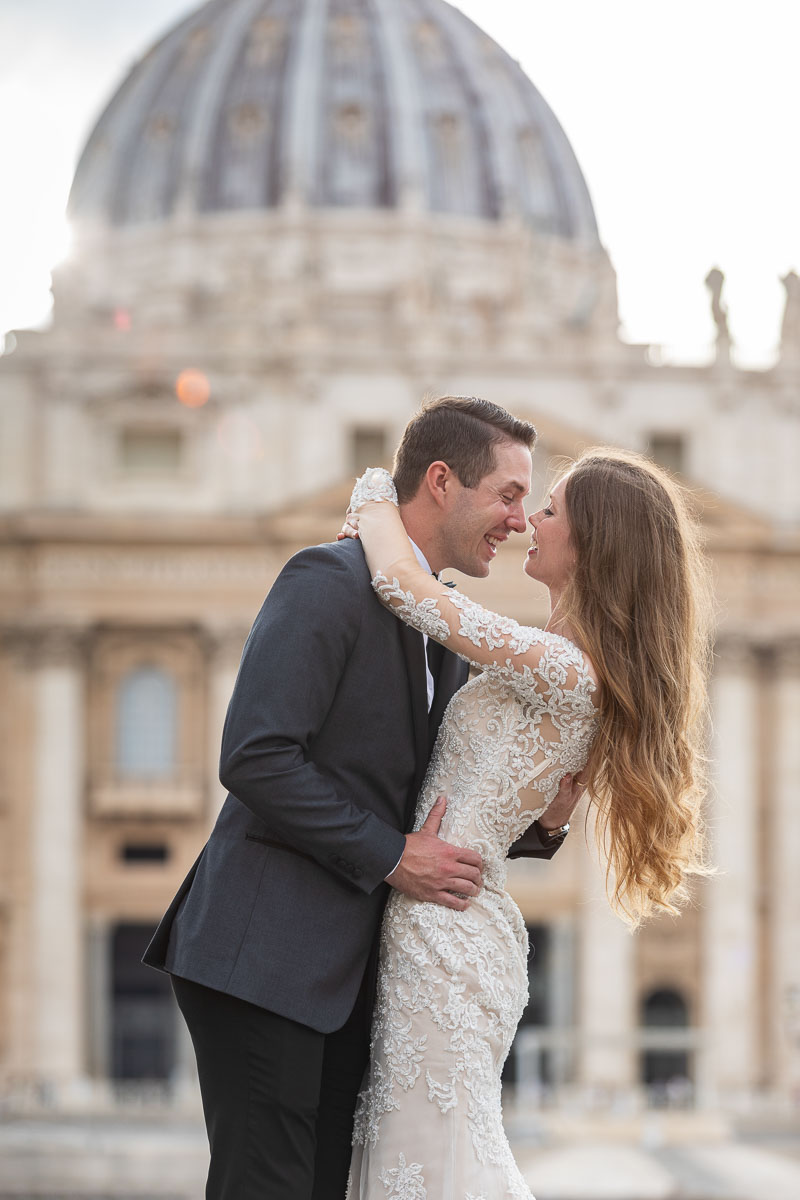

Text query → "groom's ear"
[424,461,453,508]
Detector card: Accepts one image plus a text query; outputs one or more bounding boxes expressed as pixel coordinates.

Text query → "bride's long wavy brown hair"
[557,448,714,926]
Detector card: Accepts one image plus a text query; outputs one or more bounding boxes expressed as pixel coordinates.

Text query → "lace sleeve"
[371,572,596,710]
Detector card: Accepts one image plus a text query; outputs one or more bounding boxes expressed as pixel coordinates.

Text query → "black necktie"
[426,638,444,690]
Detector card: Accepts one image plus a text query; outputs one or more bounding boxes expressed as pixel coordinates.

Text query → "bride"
[342,450,712,1199]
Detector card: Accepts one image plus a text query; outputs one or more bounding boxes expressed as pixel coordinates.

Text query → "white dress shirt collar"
[408,538,433,577]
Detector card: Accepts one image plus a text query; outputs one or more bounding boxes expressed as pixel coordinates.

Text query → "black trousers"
[172,975,370,1200]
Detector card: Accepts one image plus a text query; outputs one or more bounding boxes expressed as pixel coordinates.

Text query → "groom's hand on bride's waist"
[385,796,483,911]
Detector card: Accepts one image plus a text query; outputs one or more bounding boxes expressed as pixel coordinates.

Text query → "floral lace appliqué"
[372,572,450,643]
[379,1154,426,1199]
[349,467,399,511]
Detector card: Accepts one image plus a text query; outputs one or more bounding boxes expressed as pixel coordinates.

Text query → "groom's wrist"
[384,840,406,882]
[535,817,570,840]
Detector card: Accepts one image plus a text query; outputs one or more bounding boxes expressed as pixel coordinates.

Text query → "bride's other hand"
[538,772,587,830]
[336,511,360,540]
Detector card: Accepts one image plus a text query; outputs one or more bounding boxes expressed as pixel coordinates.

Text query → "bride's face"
[524,475,576,590]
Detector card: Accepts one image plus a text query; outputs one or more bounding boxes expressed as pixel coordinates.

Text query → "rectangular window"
[351,427,388,474]
[119,429,182,474]
[111,923,176,1080]
[647,433,685,476]
[120,843,170,864]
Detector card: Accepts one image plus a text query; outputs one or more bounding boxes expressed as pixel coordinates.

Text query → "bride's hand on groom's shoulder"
[385,796,483,911]
[336,510,359,540]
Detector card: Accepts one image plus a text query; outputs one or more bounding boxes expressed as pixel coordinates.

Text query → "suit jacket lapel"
[398,623,431,813]
[428,647,468,753]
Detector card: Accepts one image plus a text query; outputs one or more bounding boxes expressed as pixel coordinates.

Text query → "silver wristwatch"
[542,821,570,840]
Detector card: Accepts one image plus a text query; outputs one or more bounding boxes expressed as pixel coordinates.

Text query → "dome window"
[147,114,174,143]
[335,103,369,148]
[415,20,445,64]
[517,127,557,227]
[247,17,285,66]
[229,103,268,143]
[180,26,211,69]
[330,14,366,58]
[434,113,463,164]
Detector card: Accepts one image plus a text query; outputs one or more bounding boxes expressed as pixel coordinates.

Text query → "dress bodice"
[416,645,597,891]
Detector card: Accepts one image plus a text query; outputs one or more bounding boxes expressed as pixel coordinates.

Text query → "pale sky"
[1,0,798,367]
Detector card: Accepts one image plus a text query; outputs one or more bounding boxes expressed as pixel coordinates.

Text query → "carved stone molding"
[1,624,88,669]
[713,635,759,674]
[775,637,800,676]
[88,780,204,820]
[34,547,271,589]
[203,622,250,665]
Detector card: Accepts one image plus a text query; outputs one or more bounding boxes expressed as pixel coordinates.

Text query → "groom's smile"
[444,440,532,578]
[484,533,507,558]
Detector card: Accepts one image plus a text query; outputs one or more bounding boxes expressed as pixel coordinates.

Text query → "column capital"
[1,623,88,669]
[203,621,249,665]
[775,637,800,676]
[713,635,759,674]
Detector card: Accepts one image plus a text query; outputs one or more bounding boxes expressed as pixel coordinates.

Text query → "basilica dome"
[69,0,598,241]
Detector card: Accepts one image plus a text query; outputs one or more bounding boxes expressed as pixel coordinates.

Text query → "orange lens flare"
[175,368,211,408]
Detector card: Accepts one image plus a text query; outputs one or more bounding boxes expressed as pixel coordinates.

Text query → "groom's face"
[440,440,532,577]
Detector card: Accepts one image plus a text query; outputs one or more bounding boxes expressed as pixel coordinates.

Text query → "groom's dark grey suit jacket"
[144,537,560,1033]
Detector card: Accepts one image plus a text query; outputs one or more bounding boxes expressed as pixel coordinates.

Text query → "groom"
[144,396,580,1200]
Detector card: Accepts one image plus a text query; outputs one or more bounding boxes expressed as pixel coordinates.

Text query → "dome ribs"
[404,0,498,220]
[67,0,599,241]
[424,0,502,221]
[317,0,394,209]
[200,0,296,213]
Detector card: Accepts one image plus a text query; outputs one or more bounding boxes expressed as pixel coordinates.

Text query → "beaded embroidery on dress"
[345,470,599,1200]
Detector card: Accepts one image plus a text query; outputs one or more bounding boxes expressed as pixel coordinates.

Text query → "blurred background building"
[1,0,799,1183]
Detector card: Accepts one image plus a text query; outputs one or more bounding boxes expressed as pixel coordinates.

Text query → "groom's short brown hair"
[393,396,537,503]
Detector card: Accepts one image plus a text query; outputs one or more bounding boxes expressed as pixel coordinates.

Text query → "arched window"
[642,988,689,1029]
[640,987,691,1094]
[116,665,177,778]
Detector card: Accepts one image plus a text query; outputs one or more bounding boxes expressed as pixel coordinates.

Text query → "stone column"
[548,915,576,1090]
[577,831,635,1094]
[700,638,759,1102]
[205,625,248,831]
[85,916,111,1081]
[30,627,87,1100]
[770,639,800,1098]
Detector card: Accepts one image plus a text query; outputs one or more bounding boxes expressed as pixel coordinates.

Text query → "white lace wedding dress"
[345,472,599,1200]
